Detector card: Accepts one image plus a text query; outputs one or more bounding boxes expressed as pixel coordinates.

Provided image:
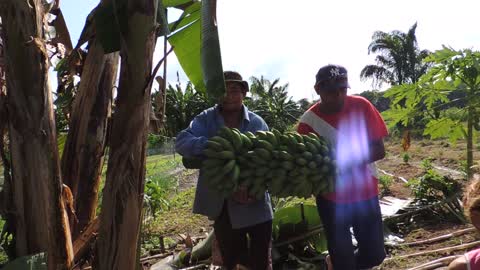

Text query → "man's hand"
[232,185,255,204]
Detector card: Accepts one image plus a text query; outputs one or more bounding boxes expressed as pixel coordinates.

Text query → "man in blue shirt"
[175,71,273,270]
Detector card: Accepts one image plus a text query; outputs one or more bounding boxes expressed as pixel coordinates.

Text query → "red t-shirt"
[297,95,388,203]
[467,248,480,270]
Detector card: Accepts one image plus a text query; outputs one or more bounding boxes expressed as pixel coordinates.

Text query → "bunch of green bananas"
[199,127,337,199]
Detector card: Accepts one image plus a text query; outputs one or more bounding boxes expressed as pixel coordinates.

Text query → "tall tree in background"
[160,81,212,137]
[361,23,431,88]
[356,90,390,112]
[297,98,314,113]
[0,0,73,268]
[246,76,302,132]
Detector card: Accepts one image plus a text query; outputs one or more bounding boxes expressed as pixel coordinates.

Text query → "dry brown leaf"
[402,130,411,152]
[185,233,193,249]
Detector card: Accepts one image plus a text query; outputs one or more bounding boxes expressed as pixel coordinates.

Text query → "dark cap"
[315,64,350,90]
[224,71,249,91]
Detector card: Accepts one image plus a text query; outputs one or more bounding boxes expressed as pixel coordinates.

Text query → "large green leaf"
[168,19,205,92]
[423,117,466,142]
[273,203,327,253]
[168,2,201,33]
[163,0,194,8]
[201,0,225,101]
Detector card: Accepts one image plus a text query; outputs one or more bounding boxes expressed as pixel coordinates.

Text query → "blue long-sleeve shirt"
[175,105,273,229]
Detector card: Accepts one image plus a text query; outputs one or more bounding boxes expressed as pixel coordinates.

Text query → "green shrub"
[144,173,177,218]
[407,159,460,203]
[379,175,393,194]
[147,134,169,149]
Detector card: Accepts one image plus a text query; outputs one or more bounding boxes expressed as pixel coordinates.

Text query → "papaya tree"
[383,47,480,178]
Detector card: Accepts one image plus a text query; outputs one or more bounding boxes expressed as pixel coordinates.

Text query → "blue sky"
[61,0,480,101]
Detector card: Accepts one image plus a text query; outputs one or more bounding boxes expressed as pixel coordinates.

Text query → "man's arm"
[448,255,468,270]
[369,139,386,162]
[175,114,209,157]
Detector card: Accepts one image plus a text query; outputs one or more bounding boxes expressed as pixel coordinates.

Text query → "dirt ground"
[375,138,480,269]
[164,137,480,269]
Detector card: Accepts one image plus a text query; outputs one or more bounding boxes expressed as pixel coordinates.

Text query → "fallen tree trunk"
[407,255,459,270]
[385,240,480,261]
[399,227,475,247]
[140,252,173,263]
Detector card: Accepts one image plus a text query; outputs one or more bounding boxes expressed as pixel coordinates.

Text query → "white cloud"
[62,0,480,101]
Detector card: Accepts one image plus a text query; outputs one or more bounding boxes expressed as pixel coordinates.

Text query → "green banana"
[209,136,234,152]
[204,149,235,160]
[220,160,236,176]
[218,126,235,141]
[240,133,253,149]
[265,131,278,146]
[254,148,271,160]
[255,140,274,151]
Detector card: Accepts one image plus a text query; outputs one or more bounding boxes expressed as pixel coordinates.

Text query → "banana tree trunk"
[94,1,157,269]
[0,1,73,269]
[61,38,119,239]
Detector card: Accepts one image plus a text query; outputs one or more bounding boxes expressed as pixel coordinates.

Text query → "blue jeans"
[316,196,386,270]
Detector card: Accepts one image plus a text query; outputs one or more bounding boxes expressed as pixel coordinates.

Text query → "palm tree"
[159,81,212,137]
[361,23,431,88]
[245,76,302,132]
[297,98,314,112]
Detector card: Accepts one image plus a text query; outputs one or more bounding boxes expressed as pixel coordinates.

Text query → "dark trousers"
[316,196,386,270]
[213,204,272,270]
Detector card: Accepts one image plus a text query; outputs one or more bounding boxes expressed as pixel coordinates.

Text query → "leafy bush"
[407,159,460,203]
[402,152,410,164]
[144,173,177,218]
[147,134,168,149]
[379,175,393,194]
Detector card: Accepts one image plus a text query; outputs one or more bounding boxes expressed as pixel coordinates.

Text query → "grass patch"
[97,154,181,213]
[143,188,208,237]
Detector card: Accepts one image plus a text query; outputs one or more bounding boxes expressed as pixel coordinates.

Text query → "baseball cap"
[224,71,249,91]
[315,64,350,90]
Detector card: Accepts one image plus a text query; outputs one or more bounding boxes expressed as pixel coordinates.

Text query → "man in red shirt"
[297,64,388,270]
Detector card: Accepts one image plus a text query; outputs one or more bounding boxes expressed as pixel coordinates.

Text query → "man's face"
[315,83,347,113]
[220,82,246,112]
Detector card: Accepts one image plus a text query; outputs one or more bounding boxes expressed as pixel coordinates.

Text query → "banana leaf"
[201,0,225,101]
[168,19,205,92]
[273,203,328,253]
[158,1,201,36]
[163,0,194,8]
[150,230,214,270]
